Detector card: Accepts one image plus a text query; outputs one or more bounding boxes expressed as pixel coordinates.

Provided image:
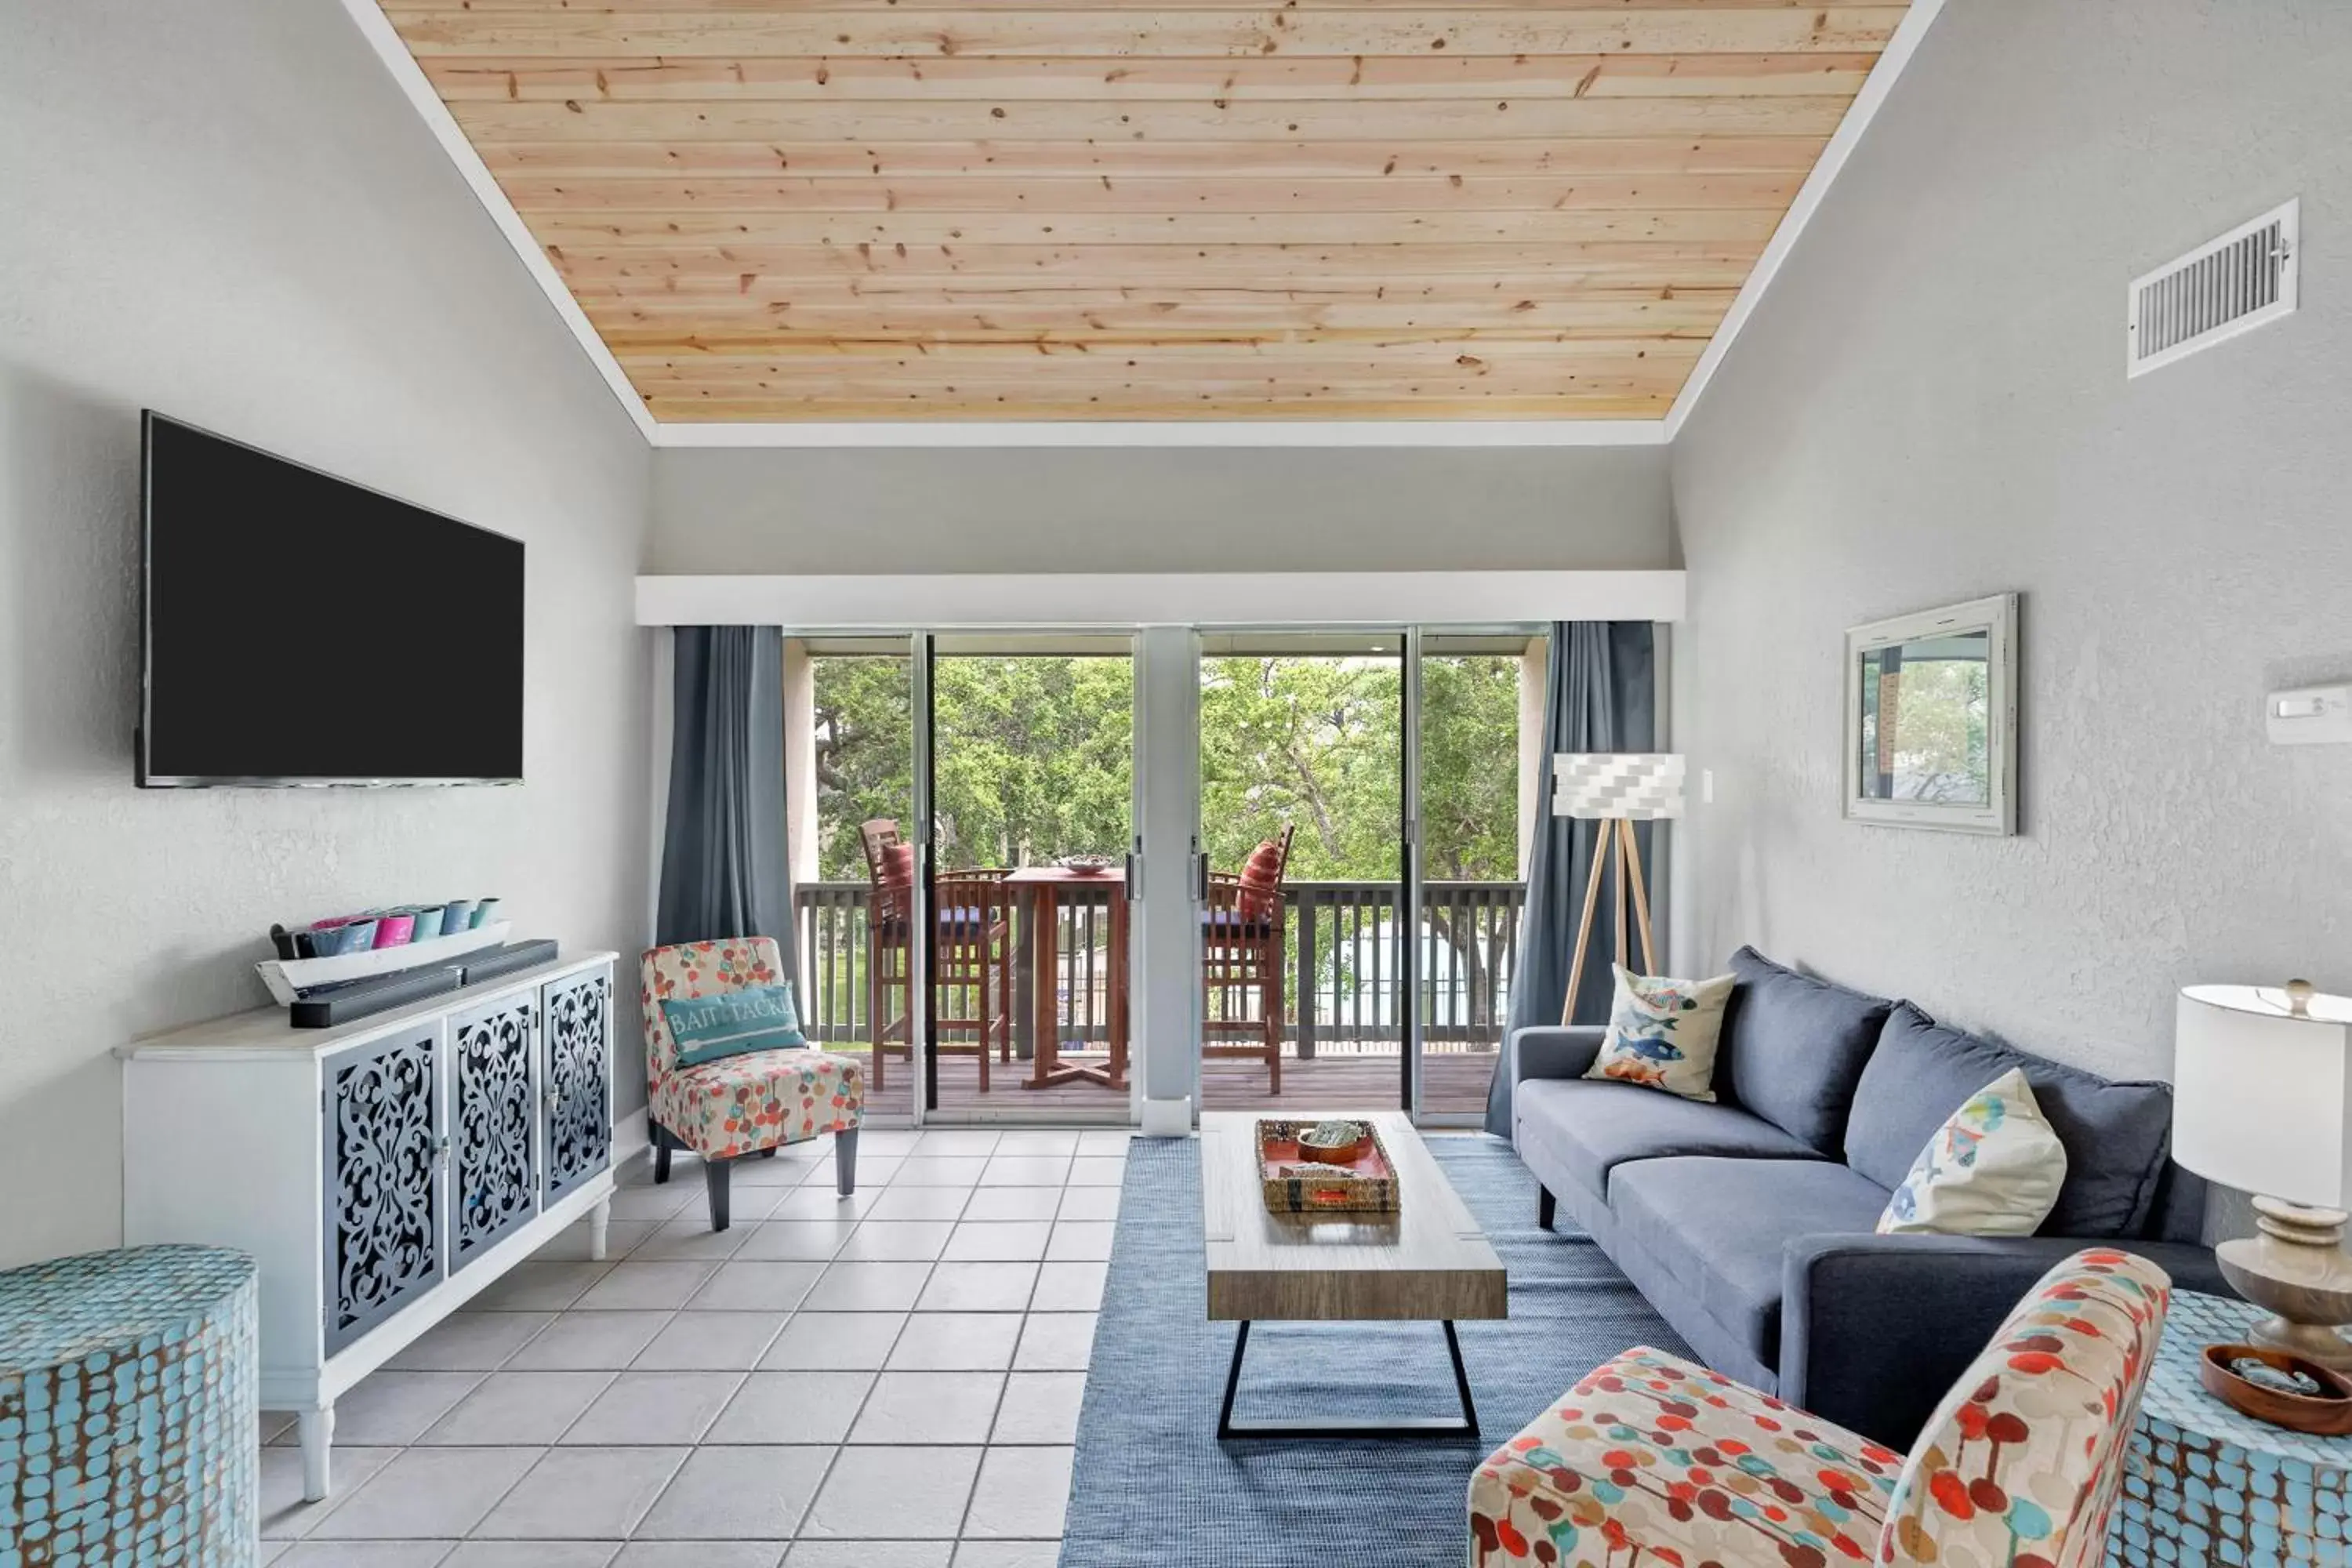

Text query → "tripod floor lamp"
[1554,753,1685,1025]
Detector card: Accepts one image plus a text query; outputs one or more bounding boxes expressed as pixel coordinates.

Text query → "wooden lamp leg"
[1560,821,1610,1026]
[1610,819,1628,987]
[1619,818,1658,974]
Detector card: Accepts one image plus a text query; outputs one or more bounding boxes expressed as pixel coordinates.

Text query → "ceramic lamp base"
[2216,1197,2352,1372]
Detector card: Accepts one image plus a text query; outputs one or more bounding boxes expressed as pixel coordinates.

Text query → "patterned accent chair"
[641,938,866,1231]
[1470,1247,2171,1568]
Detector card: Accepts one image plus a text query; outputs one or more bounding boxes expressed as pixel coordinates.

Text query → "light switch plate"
[2267,684,2352,745]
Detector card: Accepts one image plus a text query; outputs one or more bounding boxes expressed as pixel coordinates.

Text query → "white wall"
[0,2,654,1267]
[1670,0,2352,1082]
[650,445,1673,574]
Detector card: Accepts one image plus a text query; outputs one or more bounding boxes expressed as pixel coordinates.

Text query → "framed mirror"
[1843,593,2017,835]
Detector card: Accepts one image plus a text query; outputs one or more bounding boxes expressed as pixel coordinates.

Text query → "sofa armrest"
[1505,1025,1606,1085]
[1779,1232,2230,1449]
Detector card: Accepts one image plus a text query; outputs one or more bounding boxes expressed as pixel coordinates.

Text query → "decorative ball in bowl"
[1057,854,1118,874]
[1294,1120,1367,1164]
[2199,1342,2352,1435]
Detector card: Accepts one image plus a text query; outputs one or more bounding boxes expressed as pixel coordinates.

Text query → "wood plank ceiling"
[383,1,1909,422]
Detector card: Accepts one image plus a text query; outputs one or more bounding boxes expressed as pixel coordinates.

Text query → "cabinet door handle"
[433,1133,452,1168]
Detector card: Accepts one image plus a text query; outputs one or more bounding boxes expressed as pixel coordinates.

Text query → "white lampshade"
[2175,983,2352,1210]
[1552,753,1685,821]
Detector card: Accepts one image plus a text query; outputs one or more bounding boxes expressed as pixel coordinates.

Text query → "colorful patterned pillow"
[1237,839,1284,920]
[1581,965,1735,1101]
[662,981,808,1069]
[1878,1066,2067,1236]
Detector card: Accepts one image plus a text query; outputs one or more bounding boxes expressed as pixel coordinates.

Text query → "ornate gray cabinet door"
[541,967,612,1205]
[448,993,539,1273]
[322,1025,443,1354]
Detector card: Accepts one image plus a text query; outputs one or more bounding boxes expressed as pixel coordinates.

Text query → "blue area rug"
[1060,1134,1690,1566]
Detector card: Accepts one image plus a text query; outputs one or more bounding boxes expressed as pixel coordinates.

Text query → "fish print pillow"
[1878,1066,2068,1236]
[1582,965,1736,1101]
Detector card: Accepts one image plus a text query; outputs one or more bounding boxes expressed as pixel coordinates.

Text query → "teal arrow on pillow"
[662,982,808,1069]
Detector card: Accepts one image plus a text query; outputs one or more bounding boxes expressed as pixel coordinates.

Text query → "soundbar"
[290,939,563,1028]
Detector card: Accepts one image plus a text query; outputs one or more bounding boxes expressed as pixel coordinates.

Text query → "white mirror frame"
[1842,593,2018,836]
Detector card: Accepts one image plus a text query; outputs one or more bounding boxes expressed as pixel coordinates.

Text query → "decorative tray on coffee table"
[1255,1118,1399,1214]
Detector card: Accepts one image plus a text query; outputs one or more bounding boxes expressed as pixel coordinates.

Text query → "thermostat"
[2267,683,2352,746]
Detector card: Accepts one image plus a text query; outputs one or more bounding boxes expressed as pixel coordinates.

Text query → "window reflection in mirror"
[1854,630,1991,806]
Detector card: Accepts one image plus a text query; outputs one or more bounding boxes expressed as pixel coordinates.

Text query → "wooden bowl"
[1294,1123,1367,1164]
[2199,1342,2352,1435]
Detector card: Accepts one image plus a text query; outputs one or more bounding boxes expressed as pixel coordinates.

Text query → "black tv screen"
[139,412,525,786]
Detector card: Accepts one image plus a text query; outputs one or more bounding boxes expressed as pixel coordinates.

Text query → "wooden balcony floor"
[825,1044,1498,1121]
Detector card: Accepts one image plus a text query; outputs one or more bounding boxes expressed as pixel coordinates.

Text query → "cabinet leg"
[299,1403,335,1503]
[835,1127,859,1196]
[589,1195,612,1261]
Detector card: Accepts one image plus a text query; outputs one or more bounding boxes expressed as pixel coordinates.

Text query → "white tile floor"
[260,1127,1128,1567]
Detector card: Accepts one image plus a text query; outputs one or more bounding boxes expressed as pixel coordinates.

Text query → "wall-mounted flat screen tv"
[139,412,525,786]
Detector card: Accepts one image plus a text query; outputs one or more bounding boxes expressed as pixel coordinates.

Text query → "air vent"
[2128,199,2299,377]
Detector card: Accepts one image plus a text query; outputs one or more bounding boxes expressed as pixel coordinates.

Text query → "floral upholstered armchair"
[1470,1248,2170,1568]
[641,938,865,1231]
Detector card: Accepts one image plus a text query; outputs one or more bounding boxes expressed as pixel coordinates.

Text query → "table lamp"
[2175,980,2352,1369]
[1552,753,1683,1025]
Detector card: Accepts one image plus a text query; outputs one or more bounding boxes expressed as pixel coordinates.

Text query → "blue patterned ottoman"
[2111,1288,2352,1566]
[0,1245,258,1566]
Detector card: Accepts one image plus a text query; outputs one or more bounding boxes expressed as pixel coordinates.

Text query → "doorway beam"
[637,572,1685,630]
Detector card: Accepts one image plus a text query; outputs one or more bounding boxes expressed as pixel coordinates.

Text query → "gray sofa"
[1508,946,2230,1448]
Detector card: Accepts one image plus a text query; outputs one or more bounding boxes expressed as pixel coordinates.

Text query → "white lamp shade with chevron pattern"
[1553,753,1686,821]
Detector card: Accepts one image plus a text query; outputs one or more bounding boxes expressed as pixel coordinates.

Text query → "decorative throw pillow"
[1582,966,1736,1101]
[662,982,808,1069]
[1237,839,1284,920]
[1877,1067,2068,1236]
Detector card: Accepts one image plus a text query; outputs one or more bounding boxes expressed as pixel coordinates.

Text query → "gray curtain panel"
[656,626,796,974]
[1483,621,1657,1137]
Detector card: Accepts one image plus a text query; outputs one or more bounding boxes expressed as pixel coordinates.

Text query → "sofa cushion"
[1717,947,1894,1155]
[1610,1156,1893,1370]
[1514,1077,1824,1204]
[1844,1002,2172,1239]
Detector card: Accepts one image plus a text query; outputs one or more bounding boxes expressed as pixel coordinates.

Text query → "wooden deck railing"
[795,877,1525,1057]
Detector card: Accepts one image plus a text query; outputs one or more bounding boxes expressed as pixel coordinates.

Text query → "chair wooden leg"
[1265,966,1282,1095]
[705,1156,734,1232]
[999,941,1014,1064]
[868,949,885,1094]
[835,1127,859,1196]
[1538,1185,1557,1232]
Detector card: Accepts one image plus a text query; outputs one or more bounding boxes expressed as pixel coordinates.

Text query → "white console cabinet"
[118,953,619,1501]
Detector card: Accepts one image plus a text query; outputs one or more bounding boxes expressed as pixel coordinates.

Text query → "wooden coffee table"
[1200,1109,1507,1440]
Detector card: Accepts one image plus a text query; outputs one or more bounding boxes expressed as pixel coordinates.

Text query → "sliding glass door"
[926,634,1136,1117]
[786,636,917,1120]
[1414,632,1545,1121]
[1194,632,1408,1113]
[780,622,1541,1127]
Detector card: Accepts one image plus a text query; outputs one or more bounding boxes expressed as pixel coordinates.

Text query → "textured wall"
[1669,0,2352,1083]
[0,3,653,1267]
[650,445,1673,573]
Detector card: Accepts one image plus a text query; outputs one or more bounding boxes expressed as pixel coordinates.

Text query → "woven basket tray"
[1256,1119,1399,1214]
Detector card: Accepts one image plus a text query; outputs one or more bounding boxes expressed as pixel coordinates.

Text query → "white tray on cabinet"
[256,921,511,1004]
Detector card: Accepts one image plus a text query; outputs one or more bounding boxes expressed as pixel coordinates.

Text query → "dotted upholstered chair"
[1470,1248,2171,1568]
[641,937,864,1231]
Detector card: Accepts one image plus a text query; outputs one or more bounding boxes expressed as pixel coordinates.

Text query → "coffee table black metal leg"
[1216,1319,1480,1441]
